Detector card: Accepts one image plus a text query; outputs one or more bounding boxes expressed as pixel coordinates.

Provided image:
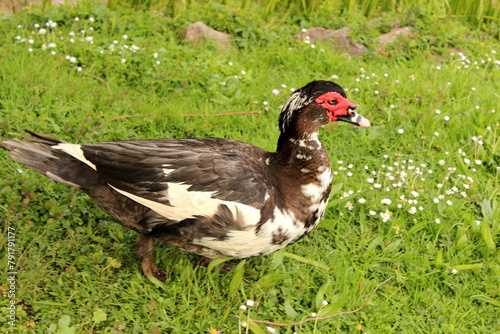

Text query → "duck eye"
[328,99,338,106]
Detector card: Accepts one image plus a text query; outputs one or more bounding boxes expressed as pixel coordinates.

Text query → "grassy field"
[0,1,499,333]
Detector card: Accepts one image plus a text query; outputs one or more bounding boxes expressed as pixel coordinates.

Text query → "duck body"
[1,80,369,281]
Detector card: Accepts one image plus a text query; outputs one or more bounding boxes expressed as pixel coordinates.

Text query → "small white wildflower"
[435,109,441,114]
[153,52,158,58]
[434,131,440,136]
[373,183,382,189]
[266,327,277,334]
[322,300,329,306]
[474,160,482,165]
[246,300,255,307]
[69,56,77,63]
[77,67,82,72]
[122,34,128,39]
[121,58,126,63]
[84,36,93,42]
[398,129,404,134]
[74,17,79,21]
[451,269,458,275]
[34,23,40,28]
[381,198,392,205]
[408,207,417,214]
[446,200,453,206]
[369,210,376,216]
[435,218,441,224]
[345,202,354,210]
[464,158,470,165]
[444,116,450,121]
[358,198,366,204]
[311,312,317,317]
[380,211,392,222]
[433,198,439,204]
[239,305,247,310]
[38,28,47,35]
[272,89,280,96]
[439,160,445,166]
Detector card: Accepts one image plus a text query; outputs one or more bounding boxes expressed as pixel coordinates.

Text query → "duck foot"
[132,235,166,282]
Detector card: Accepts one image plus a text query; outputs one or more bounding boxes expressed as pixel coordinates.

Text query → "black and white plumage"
[1,80,370,281]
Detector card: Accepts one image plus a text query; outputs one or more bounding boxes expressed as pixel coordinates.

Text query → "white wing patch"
[53,143,97,170]
[109,182,261,228]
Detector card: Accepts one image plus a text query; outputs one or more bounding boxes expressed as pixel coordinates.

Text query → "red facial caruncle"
[315,92,357,121]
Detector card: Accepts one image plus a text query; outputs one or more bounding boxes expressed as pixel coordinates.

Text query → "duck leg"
[132,235,166,282]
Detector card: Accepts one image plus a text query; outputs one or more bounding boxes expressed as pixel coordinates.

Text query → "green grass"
[0,1,499,333]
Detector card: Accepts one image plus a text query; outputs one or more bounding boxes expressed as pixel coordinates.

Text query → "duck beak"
[336,110,371,127]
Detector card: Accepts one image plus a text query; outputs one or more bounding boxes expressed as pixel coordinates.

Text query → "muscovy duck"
[1,80,370,281]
